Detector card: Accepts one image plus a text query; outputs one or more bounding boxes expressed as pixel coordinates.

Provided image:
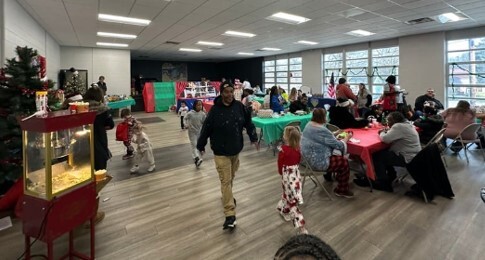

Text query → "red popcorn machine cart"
[18,110,98,260]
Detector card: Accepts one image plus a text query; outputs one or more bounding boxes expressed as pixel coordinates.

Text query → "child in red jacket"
[276,126,307,235]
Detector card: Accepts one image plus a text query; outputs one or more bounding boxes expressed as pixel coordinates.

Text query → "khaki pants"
[214,155,240,216]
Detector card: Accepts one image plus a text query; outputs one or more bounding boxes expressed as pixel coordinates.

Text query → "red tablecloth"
[345,127,389,180]
[203,101,214,113]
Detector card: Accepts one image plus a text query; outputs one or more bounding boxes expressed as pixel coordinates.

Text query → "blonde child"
[276,126,307,235]
[130,123,155,173]
[178,101,189,130]
[184,100,206,168]
[120,109,138,160]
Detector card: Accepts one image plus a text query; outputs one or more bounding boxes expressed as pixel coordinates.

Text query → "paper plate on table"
[349,138,360,143]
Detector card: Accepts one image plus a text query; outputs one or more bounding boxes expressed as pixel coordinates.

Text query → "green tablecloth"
[254,97,265,105]
[252,113,312,144]
[107,98,136,109]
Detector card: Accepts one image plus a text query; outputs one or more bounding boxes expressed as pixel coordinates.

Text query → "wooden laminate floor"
[1,111,485,260]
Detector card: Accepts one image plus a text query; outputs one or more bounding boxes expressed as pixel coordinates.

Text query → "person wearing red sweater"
[336,78,357,102]
[276,126,307,235]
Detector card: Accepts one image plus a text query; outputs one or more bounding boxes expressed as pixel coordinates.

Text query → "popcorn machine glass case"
[19,111,97,200]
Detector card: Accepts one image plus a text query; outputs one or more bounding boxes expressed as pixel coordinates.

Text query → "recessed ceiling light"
[97,32,137,39]
[96,42,129,47]
[196,41,224,46]
[223,30,256,38]
[260,47,281,51]
[266,12,310,25]
[345,29,375,37]
[179,48,202,52]
[98,14,151,26]
[237,52,254,56]
[296,40,318,45]
[436,12,467,23]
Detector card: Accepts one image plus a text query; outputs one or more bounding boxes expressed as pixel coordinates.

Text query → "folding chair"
[299,156,332,200]
[444,123,485,164]
[325,123,340,134]
[397,128,447,185]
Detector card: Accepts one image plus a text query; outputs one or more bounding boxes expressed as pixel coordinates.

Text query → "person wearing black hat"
[197,81,259,230]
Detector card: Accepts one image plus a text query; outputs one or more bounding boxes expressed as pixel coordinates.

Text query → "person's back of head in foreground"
[274,234,341,260]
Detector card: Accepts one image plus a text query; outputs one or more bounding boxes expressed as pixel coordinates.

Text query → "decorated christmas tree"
[63,67,87,97]
[0,46,56,194]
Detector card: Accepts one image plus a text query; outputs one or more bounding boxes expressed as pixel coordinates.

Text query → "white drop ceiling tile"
[135,0,170,7]
[202,0,242,10]
[348,11,382,21]
[300,0,340,10]
[356,1,399,12]
[454,1,485,12]
[399,0,444,9]
[99,0,136,16]
[341,0,384,7]
[327,17,360,26]
[130,4,166,20]
[321,3,356,13]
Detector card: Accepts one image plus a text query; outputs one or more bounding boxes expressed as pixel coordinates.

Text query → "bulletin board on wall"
[162,63,187,82]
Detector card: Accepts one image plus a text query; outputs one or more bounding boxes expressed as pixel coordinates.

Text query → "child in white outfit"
[184,100,206,168]
[130,123,156,173]
[178,101,189,130]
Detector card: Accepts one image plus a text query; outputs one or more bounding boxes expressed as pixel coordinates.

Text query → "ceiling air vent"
[208,46,223,50]
[405,17,435,25]
[164,41,181,45]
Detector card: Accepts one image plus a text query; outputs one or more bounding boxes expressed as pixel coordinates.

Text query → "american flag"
[327,72,336,99]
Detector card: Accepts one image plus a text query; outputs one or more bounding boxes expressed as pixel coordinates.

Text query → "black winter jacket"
[197,96,258,156]
[85,100,114,170]
[329,106,368,129]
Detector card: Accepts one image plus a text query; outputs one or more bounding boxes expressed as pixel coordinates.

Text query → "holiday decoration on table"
[0,46,57,194]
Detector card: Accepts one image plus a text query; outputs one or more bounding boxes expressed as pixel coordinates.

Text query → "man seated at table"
[354,112,420,192]
[329,98,368,129]
[289,94,309,114]
[363,104,384,122]
[414,88,444,115]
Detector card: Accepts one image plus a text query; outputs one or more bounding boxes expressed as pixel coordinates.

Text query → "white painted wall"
[3,0,60,85]
[301,49,323,94]
[61,46,131,96]
[399,32,446,107]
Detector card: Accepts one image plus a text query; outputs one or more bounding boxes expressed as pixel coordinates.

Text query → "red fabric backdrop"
[143,82,155,113]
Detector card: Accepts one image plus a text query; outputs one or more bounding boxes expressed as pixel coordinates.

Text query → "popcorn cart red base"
[19,111,98,260]
[22,182,96,260]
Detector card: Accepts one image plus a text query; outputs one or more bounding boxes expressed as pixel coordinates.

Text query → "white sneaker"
[297,227,309,235]
[196,158,203,168]
[130,165,139,173]
[147,165,156,172]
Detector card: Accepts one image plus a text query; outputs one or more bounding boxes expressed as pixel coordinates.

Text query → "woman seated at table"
[363,104,384,123]
[301,108,354,198]
[329,98,368,129]
[441,100,476,152]
[289,87,298,103]
[270,85,285,113]
[289,94,309,114]
[413,104,444,144]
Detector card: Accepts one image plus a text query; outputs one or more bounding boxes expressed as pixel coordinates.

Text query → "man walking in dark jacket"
[197,81,259,230]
